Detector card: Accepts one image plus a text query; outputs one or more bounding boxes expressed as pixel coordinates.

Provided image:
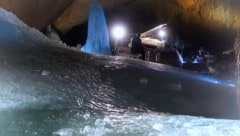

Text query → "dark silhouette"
[131,33,145,60]
[196,47,209,63]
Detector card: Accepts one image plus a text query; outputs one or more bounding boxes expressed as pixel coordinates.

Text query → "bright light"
[158,29,167,38]
[112,24,126,40]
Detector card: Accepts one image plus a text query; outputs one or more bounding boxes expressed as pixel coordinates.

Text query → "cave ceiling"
[0,0,240,51]
[0,0,74,29]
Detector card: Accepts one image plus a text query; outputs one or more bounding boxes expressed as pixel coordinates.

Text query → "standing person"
[131,33,145,60]
[196,46,209,63]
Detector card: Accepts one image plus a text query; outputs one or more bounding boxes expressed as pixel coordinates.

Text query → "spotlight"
[158,29,167,39]
[111,24,126,40]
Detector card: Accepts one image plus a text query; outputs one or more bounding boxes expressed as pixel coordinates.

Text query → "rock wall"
[124,0,240,51]
[53,0,133,32]
[53,0,240,51]
[0,0,74,29]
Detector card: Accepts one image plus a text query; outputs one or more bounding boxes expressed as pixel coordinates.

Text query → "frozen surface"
[81,0,111,55]
[0,7,240,136]
[52,113,240,136]
[1,111,240,136]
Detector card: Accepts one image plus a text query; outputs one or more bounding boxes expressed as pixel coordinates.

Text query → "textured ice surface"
[54,113,240,136]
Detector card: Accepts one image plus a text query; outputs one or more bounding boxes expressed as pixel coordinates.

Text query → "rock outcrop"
[53,0,133,32]
[0,0,74,29]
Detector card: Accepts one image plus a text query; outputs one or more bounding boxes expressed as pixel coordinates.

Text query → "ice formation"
[0,8,67,47]
[81,0,111,55]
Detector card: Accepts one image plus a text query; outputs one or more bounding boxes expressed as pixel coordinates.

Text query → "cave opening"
[53,22,88,47]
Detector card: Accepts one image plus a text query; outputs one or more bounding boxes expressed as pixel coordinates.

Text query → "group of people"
[129,34,211,66]
[130,33,145,60]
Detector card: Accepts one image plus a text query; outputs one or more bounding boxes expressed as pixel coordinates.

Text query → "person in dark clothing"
[131,33,145,60]
[196,47,209,63]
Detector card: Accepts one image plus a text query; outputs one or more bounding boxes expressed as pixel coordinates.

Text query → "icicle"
[81,0,111,55]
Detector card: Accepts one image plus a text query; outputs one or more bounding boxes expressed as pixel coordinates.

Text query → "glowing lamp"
[158,29,167,39]
[112,24,126,40]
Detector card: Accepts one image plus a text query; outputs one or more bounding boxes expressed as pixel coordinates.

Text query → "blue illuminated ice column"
[81,0,111,55]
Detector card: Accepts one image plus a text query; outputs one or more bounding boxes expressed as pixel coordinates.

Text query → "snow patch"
[0,7,67,47]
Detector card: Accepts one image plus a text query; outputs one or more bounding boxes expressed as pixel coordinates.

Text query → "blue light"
[192,58,199,63]
[197,75,236,87]
[81,0,111,55]
[176,50,185,64]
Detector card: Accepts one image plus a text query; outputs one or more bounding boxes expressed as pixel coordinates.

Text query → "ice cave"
[0,0,240,136]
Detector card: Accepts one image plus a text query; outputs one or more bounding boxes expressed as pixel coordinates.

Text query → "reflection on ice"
[53,128,75,136]
[195,74,236,87]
